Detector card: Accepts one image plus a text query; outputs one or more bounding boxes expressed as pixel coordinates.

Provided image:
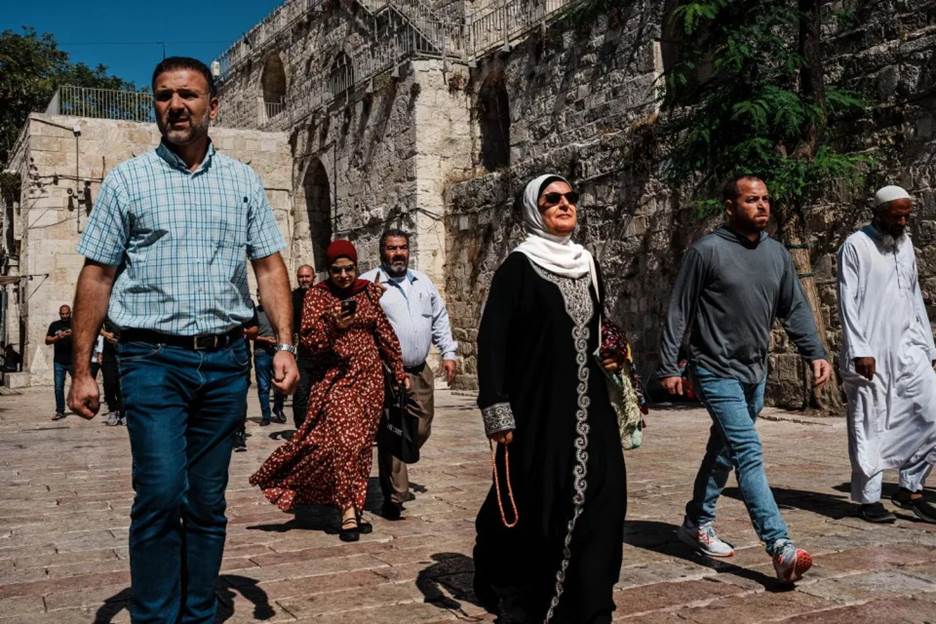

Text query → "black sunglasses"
[541,191,579,206]
[329,265,356,275]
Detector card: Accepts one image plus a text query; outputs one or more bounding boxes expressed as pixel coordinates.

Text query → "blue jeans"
[117,339,249,623]
[53,361,73,414]
[685,365,789,551]
[253,346,284,422]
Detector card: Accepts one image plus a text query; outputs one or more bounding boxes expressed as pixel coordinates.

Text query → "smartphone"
[340,299,357,316]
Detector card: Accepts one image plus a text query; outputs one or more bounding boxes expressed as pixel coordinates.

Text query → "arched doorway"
[262,53,287,119]
[303,159,332,276]
[478,73,510,171]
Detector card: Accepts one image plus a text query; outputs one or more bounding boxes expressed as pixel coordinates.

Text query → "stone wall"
[767,0,936,406]
[444,1,936,408]
[217,1,476,283]
[4,114,291,386]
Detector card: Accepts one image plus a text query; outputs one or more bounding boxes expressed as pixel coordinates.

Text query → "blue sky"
[1,0,285,88]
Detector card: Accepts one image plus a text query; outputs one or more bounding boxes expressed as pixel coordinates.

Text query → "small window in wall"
[262,53,287,117]
[478,73,510,171]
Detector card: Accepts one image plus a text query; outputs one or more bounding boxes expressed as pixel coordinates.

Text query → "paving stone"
[673,589,836,623]
[4,389,936,621]
[800,569,936,603]
[42,582,129,611]
[289,600,457,622]
[815,543,936,574]
[777,597,936,624]
[612,578,749,617]
[0,595,44,618]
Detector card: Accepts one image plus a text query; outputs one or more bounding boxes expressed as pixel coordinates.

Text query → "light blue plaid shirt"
[78,141,285,336]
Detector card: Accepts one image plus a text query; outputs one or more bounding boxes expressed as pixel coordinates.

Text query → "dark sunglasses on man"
[541,191,579,206]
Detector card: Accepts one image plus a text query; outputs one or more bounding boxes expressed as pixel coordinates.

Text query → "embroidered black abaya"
[474,252,626,624]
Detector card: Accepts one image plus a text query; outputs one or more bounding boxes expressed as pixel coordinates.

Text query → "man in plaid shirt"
[68,57,298,623]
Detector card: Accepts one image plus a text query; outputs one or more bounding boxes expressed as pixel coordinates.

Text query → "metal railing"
[264,100,286,120]
[469,0,574,57]
[213,0,583,130]
[217,0,327,77]
[46,85,154,123]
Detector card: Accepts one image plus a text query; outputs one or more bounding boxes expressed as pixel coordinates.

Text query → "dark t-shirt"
[47,319,73,365]
[293,287,315,363]
[292,287,307,335]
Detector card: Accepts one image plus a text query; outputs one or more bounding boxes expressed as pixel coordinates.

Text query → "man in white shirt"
[838,184,936,524]
[361,229,458,519]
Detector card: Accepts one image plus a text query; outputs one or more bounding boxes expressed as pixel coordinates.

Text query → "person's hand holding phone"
[333,299,357,330]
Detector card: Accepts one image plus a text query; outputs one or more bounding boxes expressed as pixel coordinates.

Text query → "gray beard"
[878,231,905,253]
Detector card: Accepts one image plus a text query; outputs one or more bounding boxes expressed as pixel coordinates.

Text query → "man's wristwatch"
[273,343,297,356]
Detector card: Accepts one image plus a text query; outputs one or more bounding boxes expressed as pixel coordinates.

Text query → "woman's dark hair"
[152,56,217,97]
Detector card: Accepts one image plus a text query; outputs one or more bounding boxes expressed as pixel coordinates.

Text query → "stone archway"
[302,158,332,276]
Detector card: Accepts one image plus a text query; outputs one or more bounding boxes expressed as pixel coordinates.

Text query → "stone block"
[3,372,31,389]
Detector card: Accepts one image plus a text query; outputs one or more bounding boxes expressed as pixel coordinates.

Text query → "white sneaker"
[677,518,735,557]
[103,411,120,426]
[771,539,812,583]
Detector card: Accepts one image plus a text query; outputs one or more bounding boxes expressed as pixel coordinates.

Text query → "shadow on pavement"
[622,520,788,592]
[247,479,385,533]
[246,504,338,533]
[415,552,484,617]
[722,486,855,520]
[92,575,275,622]
[217,575,276,621]
[832,480,936,502]
[92,587,131,623]
[268,428,296,440]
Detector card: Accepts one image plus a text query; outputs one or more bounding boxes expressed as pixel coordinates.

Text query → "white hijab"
[514,174,595,280]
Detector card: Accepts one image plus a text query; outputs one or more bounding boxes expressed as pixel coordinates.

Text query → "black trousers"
[101,356,122,413]
[292,361,315,430]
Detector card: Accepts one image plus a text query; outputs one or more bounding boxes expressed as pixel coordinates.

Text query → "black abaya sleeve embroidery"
[482,402,515,435]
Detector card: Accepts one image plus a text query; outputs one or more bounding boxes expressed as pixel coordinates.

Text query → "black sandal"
[357,513,373,535]
[339,516,360,542]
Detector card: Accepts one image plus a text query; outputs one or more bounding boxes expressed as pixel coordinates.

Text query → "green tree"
[0,27,135,163]
[661,0,871,410]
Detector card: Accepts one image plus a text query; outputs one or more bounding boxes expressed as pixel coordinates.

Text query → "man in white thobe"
[838,184,936,524]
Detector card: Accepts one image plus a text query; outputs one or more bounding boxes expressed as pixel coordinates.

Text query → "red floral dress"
[249,282,405,512]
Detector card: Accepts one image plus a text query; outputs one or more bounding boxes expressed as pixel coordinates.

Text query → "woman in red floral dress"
[250,240,407,541]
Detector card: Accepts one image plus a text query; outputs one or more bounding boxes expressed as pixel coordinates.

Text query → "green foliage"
[0,171,20,205]
[0,27,135,164]
[661,0,871,216]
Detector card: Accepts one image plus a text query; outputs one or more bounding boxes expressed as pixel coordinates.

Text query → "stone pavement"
[1,386,936,623]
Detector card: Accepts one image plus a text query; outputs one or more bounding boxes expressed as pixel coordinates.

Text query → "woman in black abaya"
[473,174,628,624]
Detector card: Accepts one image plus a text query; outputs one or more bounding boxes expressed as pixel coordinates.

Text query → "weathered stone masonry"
[3,115,292,386]
[3,0,934,407]
[444,1,936,408]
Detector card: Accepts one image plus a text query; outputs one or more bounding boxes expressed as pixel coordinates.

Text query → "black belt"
[404,362,426,375]
[120,327,244,351]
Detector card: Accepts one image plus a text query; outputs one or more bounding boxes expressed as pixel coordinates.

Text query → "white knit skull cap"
[873,185,912,207]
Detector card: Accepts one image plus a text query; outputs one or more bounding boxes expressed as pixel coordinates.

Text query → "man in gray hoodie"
[658,175,832,583]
